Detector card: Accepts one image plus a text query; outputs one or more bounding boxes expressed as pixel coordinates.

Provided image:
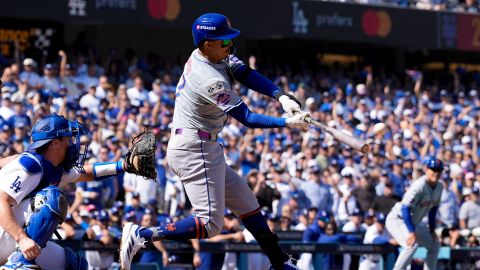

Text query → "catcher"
[0,114,155,269]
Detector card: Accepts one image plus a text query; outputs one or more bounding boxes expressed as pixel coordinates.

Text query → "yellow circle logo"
[362,9,391,37]
[148,0,181,21]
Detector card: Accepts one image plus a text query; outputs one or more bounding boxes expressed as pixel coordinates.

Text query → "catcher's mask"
[65,120,89,173]
[29,114,89,172]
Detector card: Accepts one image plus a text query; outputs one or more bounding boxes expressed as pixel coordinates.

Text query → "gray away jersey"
[172,49,244,134]
[390,176,443,226]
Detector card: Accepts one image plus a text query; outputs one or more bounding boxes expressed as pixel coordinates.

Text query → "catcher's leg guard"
[18,187,68,265]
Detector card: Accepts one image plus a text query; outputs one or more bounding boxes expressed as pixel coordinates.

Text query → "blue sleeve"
[232,65,282,98]
[401,205,415,233]
[372,236,390,245]
[303,228,314,242]
[227,102,286,128]
[318,234,339,244]
[326,187,333,212]
[428,206,438,232]
[344,234,362,244]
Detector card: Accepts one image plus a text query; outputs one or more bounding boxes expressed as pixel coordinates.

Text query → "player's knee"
[205,216,224,237]
[404,242,418,252]
[64,247,88,270]
[30,186,69,221]
[430,240,440,252]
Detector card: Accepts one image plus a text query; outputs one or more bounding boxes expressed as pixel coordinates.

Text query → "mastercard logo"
[147,0,181,21]
[361,10,391,37]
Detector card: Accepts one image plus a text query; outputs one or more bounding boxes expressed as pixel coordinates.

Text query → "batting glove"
[278,94,301,117]
[286,112,309,129]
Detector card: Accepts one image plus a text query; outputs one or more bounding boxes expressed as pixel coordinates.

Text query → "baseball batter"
[120,13,307,270]
[385,156,443,270]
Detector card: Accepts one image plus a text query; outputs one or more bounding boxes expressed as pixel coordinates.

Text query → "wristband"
[93,161,124,180]
[273,90,284,100]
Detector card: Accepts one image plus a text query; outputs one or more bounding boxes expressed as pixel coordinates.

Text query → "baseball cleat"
[0,252,40,270]
[282,257,301,270]
[120,222,147,270]
[0,263,40,270]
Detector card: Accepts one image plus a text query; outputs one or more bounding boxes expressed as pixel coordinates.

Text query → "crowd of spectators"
[325,0,480,13]
[1,45,480,269]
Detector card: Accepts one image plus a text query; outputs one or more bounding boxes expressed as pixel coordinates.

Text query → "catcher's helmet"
[29,114,72,150]
[29,114,89,172]
[192,13,240,47]
[426,156,444,172]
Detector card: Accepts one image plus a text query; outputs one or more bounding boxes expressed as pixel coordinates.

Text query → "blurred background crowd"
[326,0,480,12]
[1,42,480,269]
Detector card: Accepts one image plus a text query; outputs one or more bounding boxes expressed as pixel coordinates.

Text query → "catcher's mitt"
[124,130,157,180]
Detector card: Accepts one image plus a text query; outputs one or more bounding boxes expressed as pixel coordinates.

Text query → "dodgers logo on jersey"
[10,176,21,193]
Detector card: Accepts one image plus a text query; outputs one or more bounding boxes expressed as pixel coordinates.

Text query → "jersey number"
[10,176,21,193]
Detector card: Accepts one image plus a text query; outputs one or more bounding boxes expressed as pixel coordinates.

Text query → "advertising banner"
[0,19,62,58]
[0,0,480,52]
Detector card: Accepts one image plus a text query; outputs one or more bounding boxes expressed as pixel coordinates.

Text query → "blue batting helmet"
[192,13,240,47]
[426,156,444,172]
[29,114,89,172]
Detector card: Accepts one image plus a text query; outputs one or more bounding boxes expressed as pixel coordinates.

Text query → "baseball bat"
[304,115,370,154]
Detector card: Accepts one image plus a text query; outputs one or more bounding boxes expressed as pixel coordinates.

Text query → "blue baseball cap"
[114,201,124,208]
[351,209,362,216]
[96,210,109,221]
[317,211,330,222]
[426,156,444,172]
[376,213,386,224]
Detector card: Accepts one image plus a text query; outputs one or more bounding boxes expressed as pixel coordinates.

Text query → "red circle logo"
[147,0,181,21]
[362,9,391,37]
